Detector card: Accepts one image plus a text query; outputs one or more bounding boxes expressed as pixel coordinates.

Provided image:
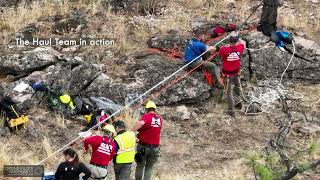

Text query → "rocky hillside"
[0,0,320,179]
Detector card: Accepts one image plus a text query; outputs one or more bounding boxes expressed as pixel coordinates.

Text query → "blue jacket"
[271,31,292,48]
[184,38,208,64]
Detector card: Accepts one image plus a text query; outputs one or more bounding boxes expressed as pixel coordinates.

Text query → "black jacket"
[55,161,91,180]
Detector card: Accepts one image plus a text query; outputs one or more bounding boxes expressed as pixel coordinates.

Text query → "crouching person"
[132,101,163,180]
[113,120,136,180]
[84,125,116,180]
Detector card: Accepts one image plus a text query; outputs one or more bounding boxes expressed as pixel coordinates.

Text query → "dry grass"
[54,114,66,129]
[0,137,39,176]
[278,0,320,41]
[116,108,140,130]
[0,0,71,43]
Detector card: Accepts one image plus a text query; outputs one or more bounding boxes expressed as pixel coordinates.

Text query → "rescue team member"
[55,148,91,180]
[218,31,246,117]
[84,125,116,180]
[132,101,163,180]
[113,120,136,180]
[184,30,221,86]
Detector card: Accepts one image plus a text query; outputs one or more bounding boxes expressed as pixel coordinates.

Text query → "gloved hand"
[215,45,220,52]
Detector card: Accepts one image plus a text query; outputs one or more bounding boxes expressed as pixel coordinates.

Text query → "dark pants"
[135,144,160,180]
[114,163,132,180]
[189,60,221,86]
[225,75,241,114]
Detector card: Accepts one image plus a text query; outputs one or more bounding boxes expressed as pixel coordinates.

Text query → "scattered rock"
[148,35,190,50]
[296,122,320,135]
[0,0,19,6]
[52,11,87,35]
[16,23,41,41]
[0,127,6,136]
[176,105,191,120]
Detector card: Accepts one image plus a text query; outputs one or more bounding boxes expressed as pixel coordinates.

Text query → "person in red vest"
[132,100,163,180]
[83,125,116,180]
[218,31,246,117]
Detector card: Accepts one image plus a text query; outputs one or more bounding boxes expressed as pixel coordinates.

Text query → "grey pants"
[114,163,132,180]
[135,144,160,180]
[189,60,221,86]
[226,75,241,114]
[87,164,108,180]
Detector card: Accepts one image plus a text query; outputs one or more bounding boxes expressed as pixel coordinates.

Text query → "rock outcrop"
[0,47,61,76]
[85,53,211,105]
[1,31,319,110]
[244,32,320,84]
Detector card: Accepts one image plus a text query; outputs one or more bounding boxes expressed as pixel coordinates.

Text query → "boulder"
[175,105,191,120]
[85,53,211,105]
[243,32,320,84]
[0,0,19,6]
[52,11,87,35]
[148,34,190,50]
[83,73,129,104]
[16,23,41,41]
[0,47,61,77]
[295,122,320,135]
[69,63,101,94]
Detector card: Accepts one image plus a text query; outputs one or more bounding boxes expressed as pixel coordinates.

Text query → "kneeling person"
[184,30,221,86]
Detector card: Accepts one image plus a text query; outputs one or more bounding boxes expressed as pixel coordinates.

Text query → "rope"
[280,41,296,84]
[242,41,298,114]
[131,52,218,110]
[35,1,263,165]
[35,34,232,165]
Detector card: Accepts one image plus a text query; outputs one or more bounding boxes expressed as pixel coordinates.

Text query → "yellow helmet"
[102,124,116,134]
[145,100,157,109]
[59,94,71,104]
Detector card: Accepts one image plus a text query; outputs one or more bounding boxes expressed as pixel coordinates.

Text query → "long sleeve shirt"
[55,161,91,180]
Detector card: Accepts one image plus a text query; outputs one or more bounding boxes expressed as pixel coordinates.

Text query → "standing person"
[55,148,91,180]
[257,0,279,36]
[218,31,246,117]
[184,30,221,85]
[84,125,116,180]
[132,101,163,180]
[113,120,136,180]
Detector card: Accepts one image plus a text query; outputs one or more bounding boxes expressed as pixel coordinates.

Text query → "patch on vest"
[227,52,240,61]
[97,142,113,155]
[151,117,161,128]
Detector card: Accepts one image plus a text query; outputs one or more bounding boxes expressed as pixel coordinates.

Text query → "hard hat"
[145,101,157,109]
[102,124,116,134]
[84,114,92,123]
[229,31,239,43]
[59,94,71,104]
